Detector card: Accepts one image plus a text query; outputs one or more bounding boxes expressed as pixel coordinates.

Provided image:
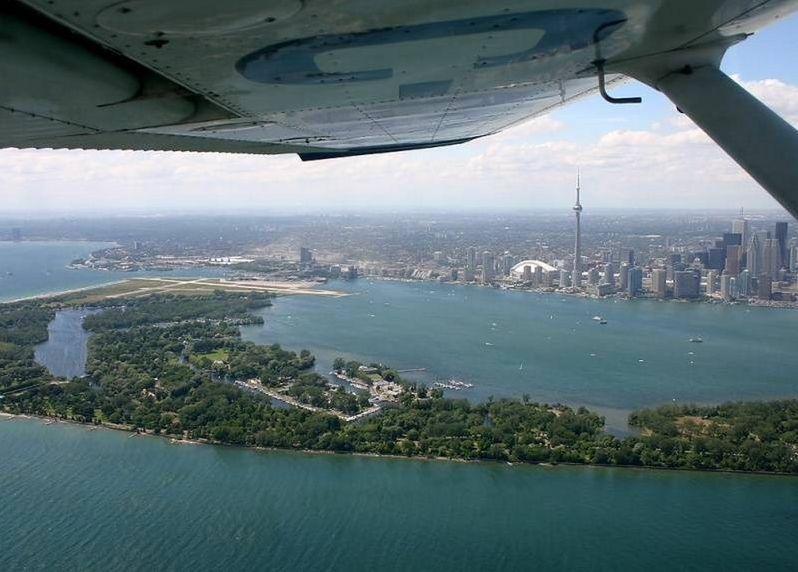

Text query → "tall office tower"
[706,270,718,296]
[481,251,495,283]
[618,262,630,290]
[522,265,532,282]
[674,270,699,299]
[722,232,742,247]
[619,248,635,266]
[502,253,515,276]
[764,238,780,278]
[651,268,667,298]
[572,173,583,289]
[707,247,725,270]
[737,269,751,297]
[466,247,477,271]
[724,245,741,275]
[732,218,749,250]
[602,262,615,286]
[299,247,313,266]
[775,222,788,266]
[533,265,543,286]
[791,245,798,273]
[720,274,734,301]
[586,267,600,286]
[757,273,772,300]
[627,266,643,297]
[559,269,572,288]
[747,233,762,275]
[543,270,555,287]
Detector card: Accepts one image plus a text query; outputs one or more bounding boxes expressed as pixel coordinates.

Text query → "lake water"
[0,240,229,302]
[6,242,798,570]
[1,418,797,572]
[242,279,798,431]
[34,309,97,378]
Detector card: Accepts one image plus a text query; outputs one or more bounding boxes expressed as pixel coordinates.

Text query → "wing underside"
[1,0,796,160]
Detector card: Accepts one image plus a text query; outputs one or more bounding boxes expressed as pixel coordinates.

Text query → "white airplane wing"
[2,1,797,213]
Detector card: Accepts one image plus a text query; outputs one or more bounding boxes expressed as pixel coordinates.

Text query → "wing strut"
[654,65,798,218]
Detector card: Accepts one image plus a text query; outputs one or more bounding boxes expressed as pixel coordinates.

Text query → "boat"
[689,337,704,343]
[592,316,602,321]
[599,320,608,325]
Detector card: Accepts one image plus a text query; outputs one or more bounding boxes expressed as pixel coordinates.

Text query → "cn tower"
[572,172,582,289]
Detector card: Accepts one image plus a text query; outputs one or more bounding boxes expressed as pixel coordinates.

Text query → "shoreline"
[3,411,795,479]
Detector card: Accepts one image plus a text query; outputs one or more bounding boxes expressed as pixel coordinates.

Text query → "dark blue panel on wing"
[236,9,626,85]
[399,80,453,99]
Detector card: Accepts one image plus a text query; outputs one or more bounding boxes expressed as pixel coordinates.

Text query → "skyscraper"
[720,274,734,301]
[737,269,751,297]
[674,271,699,299]
[724,245,741,275]
[586,267,600,286]
[481,251,494,284]
[790,245,798,273]
[602,262,615,287]
[559,269,571,288]
[627,266,643,297]
[732,218,749,250]
[466,247,477,271]
[651,268,667,298]
[764,238,780,279]
[747,233,762,276]
[757,273,772,300]
[572,172,582,289]
[619,262,630,291]
[775,222,788,267]
[706,270,718,296]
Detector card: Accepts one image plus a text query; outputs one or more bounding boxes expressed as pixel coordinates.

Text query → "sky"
[2,11,798,216]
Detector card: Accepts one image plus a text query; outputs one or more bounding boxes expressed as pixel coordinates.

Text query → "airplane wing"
[2,1,798,212]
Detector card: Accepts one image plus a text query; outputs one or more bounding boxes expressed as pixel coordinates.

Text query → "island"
[1,288,797,474]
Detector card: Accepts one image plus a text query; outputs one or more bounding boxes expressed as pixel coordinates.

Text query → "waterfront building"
[502,253,515,276]
[737,269,751,297]
[619,262,630,291]
[602,262,615,287]
[533,265,543,286]
[725,245,741,275]
[627,266,643,297]
[790,245,798,273]
[543,270,555,287]
[706,270,718,296]
[522,265,532,282]
[651,268,667,298]
[462,268,475,282]
[674,270,699,299]
[775,222,788,267]
[586,267,600,286]
[466,247,477,271]
[757,273,773,300]
[482,251,495,283]
[559,269,571,288]
[589,283,615,297]
[299,247,313,266]
[720,274,734,301]
[572,173,583,289]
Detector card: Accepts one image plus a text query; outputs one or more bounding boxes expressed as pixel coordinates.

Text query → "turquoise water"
[1,418,797,571]
[242,279,798,430]
[0,240,228,302]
